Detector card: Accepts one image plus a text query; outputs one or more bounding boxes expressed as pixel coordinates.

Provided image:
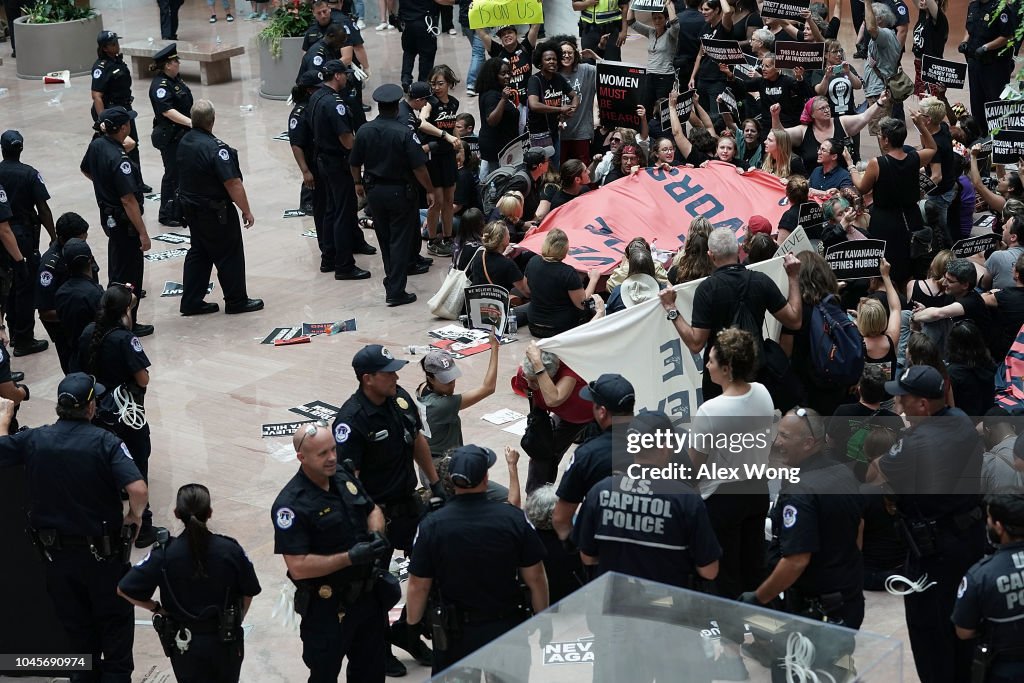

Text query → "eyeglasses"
[297,419,328,451]
[610,137,623,143]
[794,407,819,441]
[429,81,448,87]
[828,49,844,54]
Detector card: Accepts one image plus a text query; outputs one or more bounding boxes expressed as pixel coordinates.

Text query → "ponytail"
[175,483,213,579]
[86,285,133,375]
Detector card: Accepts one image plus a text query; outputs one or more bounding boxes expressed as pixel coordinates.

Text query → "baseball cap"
[62,238,93,266]
[748,215,773,235]
[57,373,105,409]
[297,69,323,87]
[0,130,24,153]
[352,344,407,375]
[373,83,404,104]
[97,30,120,45]
[448,444,497,488]
[98,106,138,129]
[323,59,353,76]
[580,373,636,410]
[884,365,944,400]
[494,25,516,36]
[422,350,461,384]
[409,82,431,99]
[524,146,555,167]
[55,212,89,241]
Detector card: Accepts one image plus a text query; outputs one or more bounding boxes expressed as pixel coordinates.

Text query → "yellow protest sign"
[469,0,543,30]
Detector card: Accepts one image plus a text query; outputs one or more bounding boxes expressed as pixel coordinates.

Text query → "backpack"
[480,165,533,215]
[731,271,789,381]
[809,294,864,386]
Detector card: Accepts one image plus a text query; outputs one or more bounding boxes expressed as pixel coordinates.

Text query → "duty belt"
[366,177,408,186]
[458,607,527,625]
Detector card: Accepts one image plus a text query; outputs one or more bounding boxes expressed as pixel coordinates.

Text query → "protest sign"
[716,87,739,119]
[152,232,190,245]
[993,129,1024,165]
[797,202,826,236]
[597,61,647,129]
[919,169,937,196]
[824,239,886,280]
[630,0,664,10]
[775,42,824,71]
[290,400,342,421]
[921,55,966,89]
[469,0,543,29]
[283,209,307,218]
[262,420,315,438]
[464,284,512,334]
[161,281,213,297]
[497,132,529,167]
[700,39,745,65]
[657,90,694,130]
[760,0,809,21]
[774,226,814,257]
[428,324,518,358]
[985,100,1024,133]
[260,326,303,344]
[144,248,188,262]
[952,233,1002,258]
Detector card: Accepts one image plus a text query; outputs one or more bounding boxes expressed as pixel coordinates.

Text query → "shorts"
[427,152,457,188]
[866,94,893,137]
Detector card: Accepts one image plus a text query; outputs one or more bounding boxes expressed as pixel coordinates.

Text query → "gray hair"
[946,257,978,289]
[761,52,776,67]
[872,3,895,28]
[751,28,774,50]
[522,349,560,377]
[707,227,739,260]
[191,99,216,131]
[524,484,557,530]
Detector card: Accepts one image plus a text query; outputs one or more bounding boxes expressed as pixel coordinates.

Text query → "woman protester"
[523,229,603,337]
[148,43,193,228]
[537,160,592,218]
[855,258,902,394]
[628,2,679,113]
[774,93,886,173]
[556,38,598,166]
[721,0,761,52]
[527,40,579,169]
[690,0,728,116]
[468,222,531,302]
[118,484,261,683]
[421,65,462,257]
[761,124,806,180]
[600,143,646,186]
[945,320,996,420]
[969,144,1024,215]
[476,58,519,179]
[816,40,863,120]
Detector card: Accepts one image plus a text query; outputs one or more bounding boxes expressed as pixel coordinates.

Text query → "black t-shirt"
[994,287,1024,359]
[468,250,523,290]
[478,89,520,161]
[454,167,481,215]
[958,290,996,345]
[676,8,706,60]
[912,6,948,59]
[734,74,809,128]
[426,95,460,155]
[526,72,573,135]
[697,22,726,82]
[947,362,996,419]
[489,39,533,101]
[549,185,590,212]
[524,257,585,331]
[932,123,957,193]
[826,402,902,466]
[692,263,787,362]
[779,204,800,232]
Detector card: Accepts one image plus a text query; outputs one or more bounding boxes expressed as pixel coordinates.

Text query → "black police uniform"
[272,465,389,683]
[157,0,184,39]
[555,428,613,505]
[408,491,546,674]
[73,320,153,530]
[303,9,364,51]
[349,104,429,301]
[79,135,146,321]
[91,54,141,170]
[879,406,986,683]
[0,418,143,682]
[309,82,369,276]
[288,97,328,263]
[966,0,1018,135]
[149,62,194,225]
[54,274,104,357]
[118,533,262,683]
[953,540,1024,683]
[0,163,45,349]
[36,240,72,372]
[399,0,440,89]
[299,39,339,81]
[175,129,252,312]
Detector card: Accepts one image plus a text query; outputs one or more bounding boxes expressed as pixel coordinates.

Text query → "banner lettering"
[469,0,543,29]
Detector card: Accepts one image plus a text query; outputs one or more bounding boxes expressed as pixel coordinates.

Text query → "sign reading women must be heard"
[597,61,647,128]
[469,0,543,29]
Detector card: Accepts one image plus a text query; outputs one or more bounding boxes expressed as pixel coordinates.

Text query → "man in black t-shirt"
[726,54,812,128]
[913,257,997,353]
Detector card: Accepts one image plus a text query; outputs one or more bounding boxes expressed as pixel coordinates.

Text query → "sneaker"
[226,12,234,21]
[375,22,388,30]
[448,28,457,35]
[466,87,476,97]
[209,14,217,22]
[247,11,259,19]
[426,238,442,255]
[259,10,268,19]
[356,18,366,29]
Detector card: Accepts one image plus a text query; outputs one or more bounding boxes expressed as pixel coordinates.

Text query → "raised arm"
[840,90,889,136]
[667,90,694,159]
[880,259,902,343]
[910,110,937,167]
[863,0,879,39]
[969,145,1007,212]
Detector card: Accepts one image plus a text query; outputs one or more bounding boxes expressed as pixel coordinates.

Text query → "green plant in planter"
[257,0,314,59]
[23,0,95,23]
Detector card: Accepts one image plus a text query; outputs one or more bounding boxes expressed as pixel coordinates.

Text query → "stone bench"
[120,40,244,86]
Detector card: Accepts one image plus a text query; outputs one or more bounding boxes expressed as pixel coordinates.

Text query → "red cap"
[748,215,773,235]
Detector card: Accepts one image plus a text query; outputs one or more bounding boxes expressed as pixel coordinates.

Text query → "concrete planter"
[14,13,104,80]
[258,36,304,100]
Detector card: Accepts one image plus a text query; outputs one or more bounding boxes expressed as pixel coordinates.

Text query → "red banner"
[519,163,791,272]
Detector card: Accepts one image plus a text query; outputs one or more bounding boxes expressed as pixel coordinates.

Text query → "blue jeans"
[354,0,364,18]
[464,29,484,89]
[206,0,230,9]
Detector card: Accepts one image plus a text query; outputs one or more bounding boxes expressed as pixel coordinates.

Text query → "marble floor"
[0,0,990,680]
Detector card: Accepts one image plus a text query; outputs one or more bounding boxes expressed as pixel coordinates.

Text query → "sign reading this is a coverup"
[921,55,966,89]
[824,239,886,280]
[775,41,824,71]
[597,61,647,129]
[469,0,542,29]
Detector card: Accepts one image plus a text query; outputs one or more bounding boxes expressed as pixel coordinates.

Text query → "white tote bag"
[428,247,484,320]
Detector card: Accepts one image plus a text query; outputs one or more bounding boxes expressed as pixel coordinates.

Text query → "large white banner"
[537,257,789,419]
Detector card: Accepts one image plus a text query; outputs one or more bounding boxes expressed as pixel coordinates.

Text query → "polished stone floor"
[0,0,989,680]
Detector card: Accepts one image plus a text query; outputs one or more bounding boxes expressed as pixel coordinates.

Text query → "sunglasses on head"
[297,419,329,451]
[794,407,819,440]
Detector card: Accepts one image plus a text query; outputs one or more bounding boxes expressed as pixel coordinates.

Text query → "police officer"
[953,493,1024,683]
[0,373,149,682]
[333,343,443,674]
[148,43,194,227]
[54,239,104,354]
[37,212,90,373]
[299,24,348,81]
[289,71,327,265]
[551,372,635,541]
[577,0,630,62]
[310,60,375,282]
[350,84,436,307]
[874,365,986,683]
[304,0,372,114]
[741,408,866,631]
[962,0,1018,136]
[404,444,549,676]
[80,106,154,337]
[0,129,53,356]
[272,421,394,683]
[118,483,262,683]
[91,31,150,193]
[398,0,448,90]
[156,0,184,40]
[176,99,263,316]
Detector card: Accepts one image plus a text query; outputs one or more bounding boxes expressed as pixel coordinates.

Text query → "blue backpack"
[809,294,864,386]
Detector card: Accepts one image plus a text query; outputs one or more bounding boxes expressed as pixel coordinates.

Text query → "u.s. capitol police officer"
[91,31,150,193]
[118,483,262,683]
[299,23,347,81]
[79,105,155,337]
[36,212,90,373]
[309,60,375,282]
[953,493,1024,683]
[873,366,986,683]
[289,71,328,268]
[0,129,53,357]
[349,84,435,307]
[272,420,395,683]
[148,43,194,228]
[404,444,549,676]
[0,374,149,682]
[176,99,262,317]
[961,0,1019,135]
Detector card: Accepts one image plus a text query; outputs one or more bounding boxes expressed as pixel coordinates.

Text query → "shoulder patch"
[412,133,422,145]
[218,148,230,161]
[313,55,324,66]
[121,442,134,460]
[289,117,298,130]
[119,161,132,175]
[336,103,347,116]
[156,87,167,99]
[957,575,968,599]
[37,172,46,185]
[40,270,53,287]
[134,551,151,567]
[93,68,103,79]
[782,504,798,528]
[275,507,295,530]
[0,189,7,204]
[334,422,351,443]
[1001,13,1009,23]
[131,336,143,353]
[897,4,906,14]
[0,346,5,364]
[396,396,409,410]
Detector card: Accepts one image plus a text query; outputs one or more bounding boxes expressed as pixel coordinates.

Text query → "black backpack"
[731,270,789,381]
[480,165,533,215]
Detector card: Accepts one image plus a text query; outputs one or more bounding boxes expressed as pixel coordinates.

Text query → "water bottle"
[506,316,518,336]
[406,345,432,355]
[239,104,254,113]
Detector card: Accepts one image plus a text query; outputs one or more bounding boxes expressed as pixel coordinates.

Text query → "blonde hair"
[541,228,569,260]
[856,298,887,337]
[496,192,523,221]
[481,221,509,251]
[919,96,946,125]
[928,249,953,281]
[761,128,794,178]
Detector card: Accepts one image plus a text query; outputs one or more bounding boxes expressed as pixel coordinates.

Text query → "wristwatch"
[666,308,680,321]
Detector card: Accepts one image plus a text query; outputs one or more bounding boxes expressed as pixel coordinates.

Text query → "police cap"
[97,106,138,129]
[153,43,179,63]
[448,444,497,488]
[884,365,944,400]
[323,59,353,76]
[97,30,120,45]
[352,344,407,375]
[62,238,93,266]
[580,373,636,410]
[0,130,23,153]
[297,69,324,87]
[55,212,89,241]
[57,372,106,409]
[372,83,405,104]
